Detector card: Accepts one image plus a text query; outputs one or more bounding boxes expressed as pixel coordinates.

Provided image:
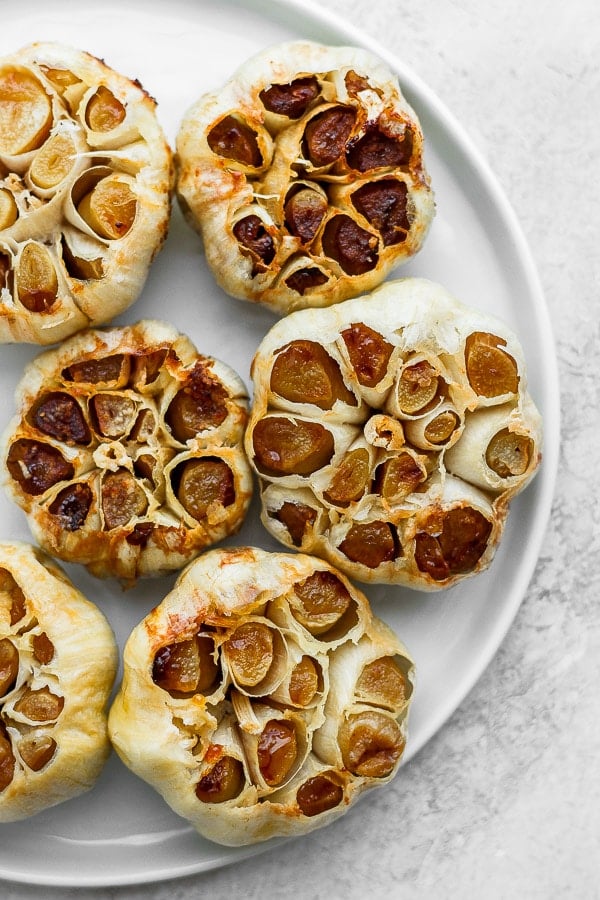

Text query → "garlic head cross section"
[176,41,434,314]
[0,42,172,344]
[0,320,252,583]
[108,546,415,845]
[246,277,543,589]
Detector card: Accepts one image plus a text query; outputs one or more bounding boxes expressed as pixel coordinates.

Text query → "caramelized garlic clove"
[301,104,356,169]
[0,67,52,157]
[404,402,463,450]
[12,686,64,723]
[0,638,19,697]
[386,356,444,418]
[320,213,379,277]
[339,709,405,778]
[48,481,94,533]
[173,457,235,522]
[234,698,308,793]
[251,415,335,477]
[322,447,371,507]
[289,568,354,637]
[195,753,246,804]
[444,402,541,495]
[101,469,148,530]
[89,392,138,439]
[85,85,126,133]
[0,725,16,791]
[28,129,80,192]
[0,188,18,229]
[270,339,355,410]
[17,733,57,771]
[152,633,220,696]
[336,520,400,570]
[77,175,137,240]
[6,438,74,496]
[412,502,494,582]
[350,177,411,246]
[283,185,328,244]
[223,619,288,696]
[354,655,412,712]
[269,642,325,710]
[261,484,323,551]
[373,450,428,502]
[16,242,59,312]
[29,391,90,445]
[62,351,131,387]
[0,568,28,626]
[207,114,264,168]
[465,331,519,399]
[295,771,344,817]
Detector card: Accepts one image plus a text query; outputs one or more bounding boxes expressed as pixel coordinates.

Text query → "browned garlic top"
[108,546,414,845]
[176,41,434,314]
[245,278,543,589]
[0,320,252,582]
[0,42,172,344]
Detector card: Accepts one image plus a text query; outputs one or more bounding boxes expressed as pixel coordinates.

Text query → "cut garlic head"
[108,546,415,845]
[0,541,117,821]
[246,277,543,590]
[176,41,434,314]
[0,42,172,344]
[0,320,252,582]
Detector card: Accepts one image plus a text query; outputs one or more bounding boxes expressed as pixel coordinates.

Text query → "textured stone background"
[5,0,599,897]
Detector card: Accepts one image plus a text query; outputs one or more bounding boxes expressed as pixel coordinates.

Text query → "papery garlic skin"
[0,42,172,345]
[176,41,434,314]
[108,546,415,845]
[0,541,117,821]
[246,277,543,590]
[0,320,252,583]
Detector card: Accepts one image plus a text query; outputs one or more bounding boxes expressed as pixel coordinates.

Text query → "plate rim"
[0,0,560,887]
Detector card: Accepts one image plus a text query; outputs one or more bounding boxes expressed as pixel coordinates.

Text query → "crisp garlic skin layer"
[0,541,117,822]
[245,277,543,589]
[0,42,172,344]
[108,546,415,846]
[176,41,434,314]
[0,320,252,582]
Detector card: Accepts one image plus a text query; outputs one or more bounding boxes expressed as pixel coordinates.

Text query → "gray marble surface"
[4,0,599,897]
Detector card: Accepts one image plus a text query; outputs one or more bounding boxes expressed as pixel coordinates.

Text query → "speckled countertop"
[4,0,599,897]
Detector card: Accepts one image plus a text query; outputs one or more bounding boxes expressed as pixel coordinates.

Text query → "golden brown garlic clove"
[465,332,519,398]
[0,67,52,156]
[195,754,245,804]
[84,85,126,133]
[270,340,355,410]
[338,710,405,778]
[16,243,59,313]
[252,416,335,477]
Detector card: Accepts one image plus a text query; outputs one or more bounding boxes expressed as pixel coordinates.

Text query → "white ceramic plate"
[0,0,559,887]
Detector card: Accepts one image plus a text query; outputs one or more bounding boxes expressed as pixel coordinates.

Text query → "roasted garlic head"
[0,541,117,821]
[176,41,434,314]
[245,278,543,589]
[0,42,172,344]
[108,546,414,846]
[1,320,252,582]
